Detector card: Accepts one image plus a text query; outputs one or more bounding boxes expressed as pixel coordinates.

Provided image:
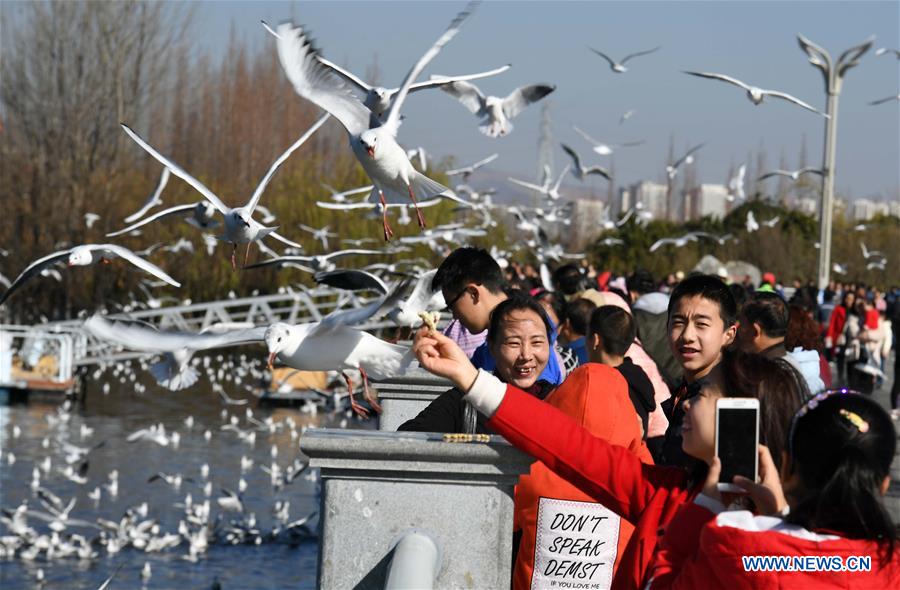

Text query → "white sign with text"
[531,497,620,590]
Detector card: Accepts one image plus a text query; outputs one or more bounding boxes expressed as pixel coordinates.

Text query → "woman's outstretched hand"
[413,326,479,391]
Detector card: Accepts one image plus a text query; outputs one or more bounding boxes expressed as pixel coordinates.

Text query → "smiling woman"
[398,294,555,433]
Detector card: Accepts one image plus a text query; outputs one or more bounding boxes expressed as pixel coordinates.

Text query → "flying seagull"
[509,164,571,201]
[1,244,179,306]
[560,144,610,181]
[588,46,661,73]
[107,201,220,237]
[120,114,329,268]
[684,71,828,117]
[869,94,900,106]
[445,153,499,180]
[273,4,477,240]
[572,126,644,156]
[666,143,705,180]
[437,79,555,137]
[757,167,823,181]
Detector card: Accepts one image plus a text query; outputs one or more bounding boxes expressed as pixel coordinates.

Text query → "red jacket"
[512,365,653,589]
[648,500,900,589]
[825,305,848,348]
[488,384,696,590]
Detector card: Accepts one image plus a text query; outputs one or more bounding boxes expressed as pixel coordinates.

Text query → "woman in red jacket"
[412,329,805,589]
[648,390,899,588]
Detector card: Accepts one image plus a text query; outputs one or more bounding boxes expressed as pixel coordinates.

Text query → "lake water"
[0,357,372,589]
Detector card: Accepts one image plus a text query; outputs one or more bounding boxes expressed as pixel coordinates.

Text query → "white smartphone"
[715,398,759,493]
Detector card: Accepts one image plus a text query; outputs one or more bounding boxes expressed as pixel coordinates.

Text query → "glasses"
[443,288,468,313]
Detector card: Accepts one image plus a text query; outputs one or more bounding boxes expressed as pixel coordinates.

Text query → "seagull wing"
[501,84,555,119]
[412,63,510,92]
[757,170,789,181]
[0,250,71,306]
[275,22,371,136]
[583,165,611,180]
[124,168,171,223]
[316,200,375,211]
[572,125,602,147]
[560,143,584,172]
[673,142,706,168]
[382,2,477,134]
[243,255,312,270]
[107,203,198,237]
[315,56,373,95]
[94,244,181,287]
[868,94,900,106]
[649,238,673,252]
[797,167,824,177]
[438,79,487,114]
[620,45,661,65]
[471,153,499,169]
[508,177,547,193]
[403,269,440,312]
[121,124,230,215]
[267,231,304,250]
[588,47,617,68]
[314,269,389,294]
[684,71,752,92]
[763,89,827,116]
[246,113,330,213]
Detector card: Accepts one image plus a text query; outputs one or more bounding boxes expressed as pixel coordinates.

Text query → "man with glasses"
[433,247,564,385]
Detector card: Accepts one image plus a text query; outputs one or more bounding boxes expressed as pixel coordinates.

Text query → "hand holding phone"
[715,398,759,493]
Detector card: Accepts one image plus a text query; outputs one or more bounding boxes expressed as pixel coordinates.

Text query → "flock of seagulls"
[1,5,896,586]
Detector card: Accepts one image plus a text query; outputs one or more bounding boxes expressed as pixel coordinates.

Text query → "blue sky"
[192,0,898,201]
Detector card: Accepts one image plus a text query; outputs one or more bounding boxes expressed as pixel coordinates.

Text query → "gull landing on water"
[684,71,828,117]
[120,113,330,269]
[273,4,477,241]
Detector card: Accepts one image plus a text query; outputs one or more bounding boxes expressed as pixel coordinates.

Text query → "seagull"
[875,47,900,58]
[560,144,611,181]
[148,472,194,489]
[761,216,780,228]
[437,79,556,137]
[832,263,848,275]
[83,315,266,391]
[316,54,511,118]
[619,109,636,124]
[869,94,900,106]
[273,5,475,240]
[666,143,705,180]
[727,164,746,201]
[213,383,248,406]
[649,233,699,252]
[445,153,499,180]
[572,126,644,156]
[124,168,171,223]
[243,248,391,274]
[314,268,389,294]
[108,201,221,238]
[757,166,823,181]
[588,45,661,73]
[684,71,828,117]
[746,211,760,233]
[866,260,887,271]
[0,244,179,306]
[120,113,329,268]
[297,224,339,250]
[320,183,374,203]
[860,242,885,260]
[406,146,428,171]
[265,321,415,417]
[508,164,570,201]
[84,213,101,228]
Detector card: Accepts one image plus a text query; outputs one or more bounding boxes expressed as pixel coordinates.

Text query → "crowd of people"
[399,247,898,589]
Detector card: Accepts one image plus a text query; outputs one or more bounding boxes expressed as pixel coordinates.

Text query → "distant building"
[684,183,729,220]
[890,199,900,218]
[570,198,610,248]
[851,198,890,221]
[626,181,668,221]
[796,196,818,215]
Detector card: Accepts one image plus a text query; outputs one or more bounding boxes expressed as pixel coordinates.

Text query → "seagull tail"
[410,171,452,201]
[149,356,199,391]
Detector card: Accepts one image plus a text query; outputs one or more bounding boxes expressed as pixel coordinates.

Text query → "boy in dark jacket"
[588,305,656,438]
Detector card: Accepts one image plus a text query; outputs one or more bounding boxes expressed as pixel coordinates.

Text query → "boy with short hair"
[660,274,738,467]
[559,298,596,366]
[588,305,656,438]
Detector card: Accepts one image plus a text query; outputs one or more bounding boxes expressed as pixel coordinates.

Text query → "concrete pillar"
[301,429,534,589]
[375,372,453,431]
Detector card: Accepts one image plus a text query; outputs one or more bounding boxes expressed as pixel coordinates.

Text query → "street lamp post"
[797,34,873,290]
